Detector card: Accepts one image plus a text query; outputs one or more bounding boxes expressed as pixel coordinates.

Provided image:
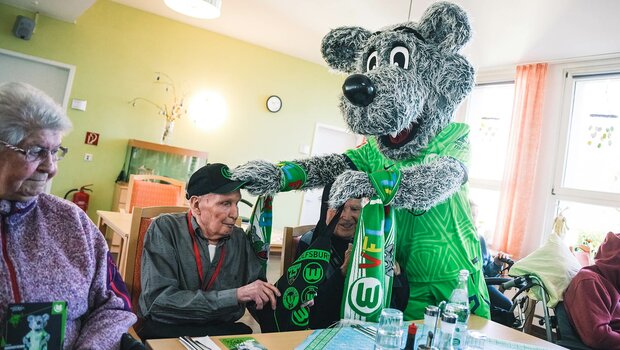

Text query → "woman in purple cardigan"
[0,82,136,349]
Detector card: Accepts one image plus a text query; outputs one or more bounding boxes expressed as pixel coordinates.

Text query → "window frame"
[552,64,620,208]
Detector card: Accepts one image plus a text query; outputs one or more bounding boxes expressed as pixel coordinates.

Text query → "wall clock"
[266,95,282,113]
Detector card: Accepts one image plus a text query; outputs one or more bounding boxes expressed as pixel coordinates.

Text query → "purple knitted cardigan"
[0,193,136,349]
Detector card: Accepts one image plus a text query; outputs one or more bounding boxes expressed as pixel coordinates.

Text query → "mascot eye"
[366,51,379,72]
[390,46,410,69]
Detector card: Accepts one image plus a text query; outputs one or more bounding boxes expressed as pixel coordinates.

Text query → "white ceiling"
[0,0,96,23]
[3,0,620,69]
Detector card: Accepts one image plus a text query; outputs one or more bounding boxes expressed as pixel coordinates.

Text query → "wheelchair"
[487,271,590,350]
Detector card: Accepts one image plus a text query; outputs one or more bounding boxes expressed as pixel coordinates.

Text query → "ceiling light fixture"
[164,0,221,19]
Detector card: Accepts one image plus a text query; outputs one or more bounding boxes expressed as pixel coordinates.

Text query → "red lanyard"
[186,211,226,290]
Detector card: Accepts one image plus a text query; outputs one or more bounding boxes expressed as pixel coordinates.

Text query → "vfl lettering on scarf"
[342,199,396,322]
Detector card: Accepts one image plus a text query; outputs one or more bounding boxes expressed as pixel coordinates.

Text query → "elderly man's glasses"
[0,140,68,162]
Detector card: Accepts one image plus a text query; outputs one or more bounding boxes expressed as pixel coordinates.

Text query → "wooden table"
[146,315,567,350]
[96,210,132,278]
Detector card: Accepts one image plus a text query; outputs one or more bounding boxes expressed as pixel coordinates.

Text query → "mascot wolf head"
[321,1,474,160]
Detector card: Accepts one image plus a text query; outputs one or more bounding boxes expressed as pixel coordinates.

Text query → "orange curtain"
[494,63,548,258]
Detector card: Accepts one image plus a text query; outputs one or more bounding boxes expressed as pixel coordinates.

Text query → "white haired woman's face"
[0,129,61,201]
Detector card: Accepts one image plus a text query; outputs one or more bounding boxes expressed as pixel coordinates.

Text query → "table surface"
[145,315,566,350]
[96,210,132,238]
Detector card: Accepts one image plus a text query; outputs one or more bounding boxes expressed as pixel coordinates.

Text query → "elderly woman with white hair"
[0,82,136,349]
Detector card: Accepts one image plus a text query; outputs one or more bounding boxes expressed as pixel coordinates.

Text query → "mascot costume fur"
[234,1,490,320]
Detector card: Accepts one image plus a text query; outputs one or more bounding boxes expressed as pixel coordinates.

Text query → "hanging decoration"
[478,116,500,144]
[586,114,616,149]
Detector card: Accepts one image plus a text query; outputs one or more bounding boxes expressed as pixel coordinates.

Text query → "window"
[553,69,620,249]
[464,82,515,242]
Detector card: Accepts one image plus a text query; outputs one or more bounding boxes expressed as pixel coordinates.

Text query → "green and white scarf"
[341,170,401,322]
[245,195,273,272]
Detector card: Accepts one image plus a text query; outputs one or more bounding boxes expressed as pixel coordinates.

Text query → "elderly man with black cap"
[137,163,280,340]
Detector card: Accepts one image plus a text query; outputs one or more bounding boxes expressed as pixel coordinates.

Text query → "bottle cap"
[441,312,457,324]
[459,269,469,278]
[424,305,439,317]
[408,322,418,335]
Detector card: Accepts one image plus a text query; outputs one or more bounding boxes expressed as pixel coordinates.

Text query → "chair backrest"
[125,174,186,213]
[126,205,188,313]
[280,225,315,275]
[554,302,590,350]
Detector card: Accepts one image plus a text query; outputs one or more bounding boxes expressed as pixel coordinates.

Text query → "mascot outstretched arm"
[234,1,489,320]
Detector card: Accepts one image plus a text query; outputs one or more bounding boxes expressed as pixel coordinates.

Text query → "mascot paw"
[329,170,375,208]
[232,160,282,195]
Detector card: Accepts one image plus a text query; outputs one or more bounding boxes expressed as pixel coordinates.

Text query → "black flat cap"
[186,163,246,199]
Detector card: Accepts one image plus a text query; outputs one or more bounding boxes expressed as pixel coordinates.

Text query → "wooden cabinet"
[112,182,129,212]
[112,139,207,211]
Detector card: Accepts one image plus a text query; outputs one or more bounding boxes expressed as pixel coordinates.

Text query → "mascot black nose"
[343,74,376,107]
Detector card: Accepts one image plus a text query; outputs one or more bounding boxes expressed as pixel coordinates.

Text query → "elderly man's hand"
[340,243,353,276]
[236,280,281,310]
[493,251,512,271]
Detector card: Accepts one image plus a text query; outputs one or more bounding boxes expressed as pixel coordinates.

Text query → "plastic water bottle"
[418,305,439,347]
[445,270,470,350]
[438,312,457,350]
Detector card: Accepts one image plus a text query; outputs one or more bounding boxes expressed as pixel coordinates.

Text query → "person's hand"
[300,299,315,308]
[236,280,281,310]
[340,243,353,276]
[493,251,511,267]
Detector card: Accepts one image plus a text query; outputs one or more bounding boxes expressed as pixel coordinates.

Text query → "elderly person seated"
[294,184,408,329]
[0,82,136,349]
[137,163,280,340]
[564,231,620,350]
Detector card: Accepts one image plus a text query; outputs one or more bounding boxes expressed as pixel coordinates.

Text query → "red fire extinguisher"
[64,184,93,212]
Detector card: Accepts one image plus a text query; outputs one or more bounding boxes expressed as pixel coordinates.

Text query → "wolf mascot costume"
[234,1,490,320]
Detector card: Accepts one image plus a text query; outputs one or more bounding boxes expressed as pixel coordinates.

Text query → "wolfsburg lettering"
[298,249,330,262]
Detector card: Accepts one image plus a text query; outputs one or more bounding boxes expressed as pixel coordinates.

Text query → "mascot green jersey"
[346,123,488,319]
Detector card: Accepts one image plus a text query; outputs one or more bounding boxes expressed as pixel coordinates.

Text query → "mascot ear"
[321,26,371,73]
[417,1,471,54]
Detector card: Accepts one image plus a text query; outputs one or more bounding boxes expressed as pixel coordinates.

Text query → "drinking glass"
[374,308,404,349]
[464,330,487,350]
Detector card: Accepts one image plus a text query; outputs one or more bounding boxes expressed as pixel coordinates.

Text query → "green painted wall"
[0,1,346,230]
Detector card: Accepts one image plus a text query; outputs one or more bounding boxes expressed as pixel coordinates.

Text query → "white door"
[298,123,363,225]
[0,48,75,193]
